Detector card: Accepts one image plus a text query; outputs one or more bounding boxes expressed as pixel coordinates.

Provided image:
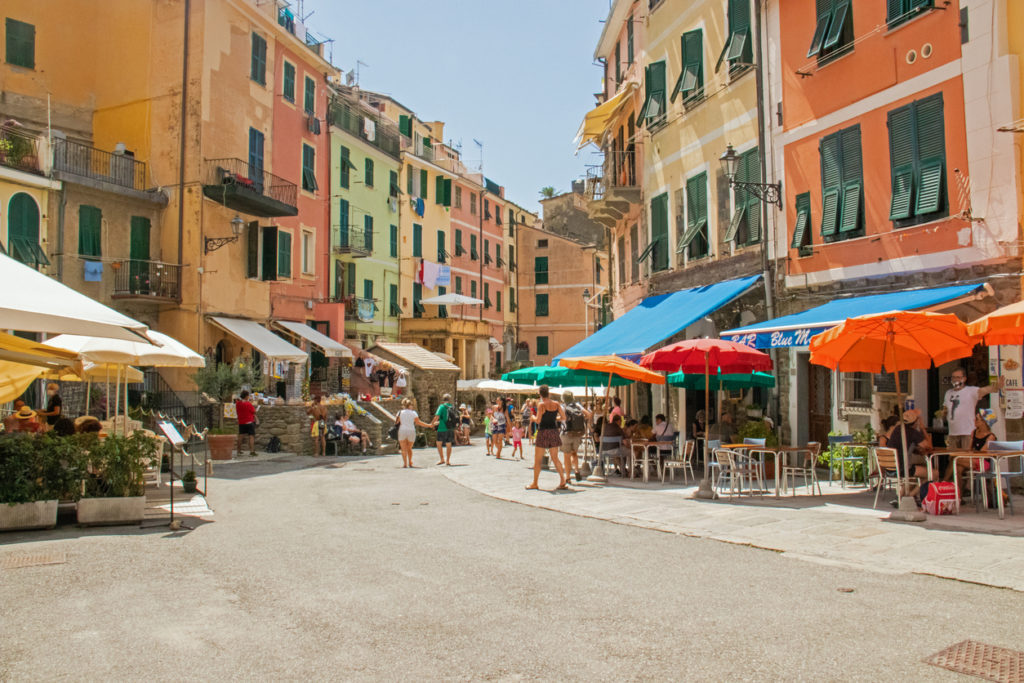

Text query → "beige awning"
[274,321,353,358]
[574,85,634,152]
[210,316,308,364]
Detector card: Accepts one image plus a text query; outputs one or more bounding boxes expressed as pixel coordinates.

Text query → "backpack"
[921,481,958,515]
[442,403,457,432]
[266,435,282,453]
[563,403,586,434]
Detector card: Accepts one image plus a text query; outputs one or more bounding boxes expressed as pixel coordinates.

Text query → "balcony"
[327,98,401,159]
[0,126,43,175]
[111,259,182,303]
[400,317,491,340]
[584,149,641,228]
[333,227,371,257]
[345,297,378,322]
[52,138,167,205]
[202,158,298,218]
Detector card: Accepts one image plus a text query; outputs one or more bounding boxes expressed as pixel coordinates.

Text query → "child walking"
[511,420,525,459]
[483,408,494,456]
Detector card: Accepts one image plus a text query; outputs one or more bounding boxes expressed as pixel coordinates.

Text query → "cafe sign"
[725,326,828,350]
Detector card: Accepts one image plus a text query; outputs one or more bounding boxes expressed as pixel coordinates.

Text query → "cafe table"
[629,440,675,483]
[926,450,1024,519]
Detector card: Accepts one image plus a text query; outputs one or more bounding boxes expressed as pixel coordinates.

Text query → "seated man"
[341,415,372,454]
[600,414,628,475]
[652,413,677,464]
[708,411,738,444]
[878,408,929,499]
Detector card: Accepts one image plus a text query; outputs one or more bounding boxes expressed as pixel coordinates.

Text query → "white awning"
[274,320,353,358]
[209,316,307,364]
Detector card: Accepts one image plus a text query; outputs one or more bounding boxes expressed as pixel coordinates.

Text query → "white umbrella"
[420,293,484,306]
[0,252,151,342]
[45,331,205,367]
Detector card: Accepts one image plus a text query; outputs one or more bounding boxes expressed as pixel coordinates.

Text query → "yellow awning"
[574,86,634,152]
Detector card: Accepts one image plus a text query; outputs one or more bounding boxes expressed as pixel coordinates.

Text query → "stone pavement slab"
[439,443,1024,592]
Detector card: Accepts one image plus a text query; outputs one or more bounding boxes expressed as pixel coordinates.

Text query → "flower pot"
[182,480,198,494]
[76,496,146,526]
[207,434,235,460]
[0,500,58,531]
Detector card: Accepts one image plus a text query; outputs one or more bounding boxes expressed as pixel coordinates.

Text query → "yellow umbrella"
[0,361,49,404]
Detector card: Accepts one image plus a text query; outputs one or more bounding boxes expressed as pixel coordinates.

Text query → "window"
[455,276,463,294]
[888,0,934,28]
[638,61,667,128]
[470,234,479,260]
[537,336,549,356]
[819,126,863,240]
[302,231,314,273]
[617,236,626,286]
[470,192,478,215]
[437,230,447,262]
[614,41,621,84]
[495,207,502,226]
[278,230,292,279]
[389,224,398,258]
[495,242,503,268]
[5,18,34,69]
[7,193,46,268]
[807,0,853,62]
[337,198,350,247]
[509,288,516,312]
[648,192,669,271]
[723,148,762,246]
[508,244,516,270]
[484,238,492,264]
[629,224,639,281]
[346,262,356,297]
[627,16,634,64]
[129,216,149,274]
[484,282,491,308]
[363,278,373,302]
[454,185,462,209]
[78,205,102,258]
[364,157,374,187]
[454,228,464,256]
[412,223,422,257]
[250,32,267,85]
[301,144,318,192]
[677,172,709,259]
[496,290,502,312]
[792,192,813,254]
[399,114,412,137]
[389,283,401,316]
[282,61,295,102]
[420,169,428,200]
[888,93,947,225]
[248,128,264,178]
[671,30,704,104]
[534,256,548,285]
[364,215,374,252]
[470,280,477,298]
[339,146,352,189]
[247,222,260,278]
[484,199,491,221]
[716,0,752,76]
[389,170,400,198]
[303,75,315,115]
[412,282,423,317]
[537,239,548,248]
[536,293,549,317]
[437,286,448,318]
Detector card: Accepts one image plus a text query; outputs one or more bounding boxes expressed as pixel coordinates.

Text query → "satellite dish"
[345,70,356,86]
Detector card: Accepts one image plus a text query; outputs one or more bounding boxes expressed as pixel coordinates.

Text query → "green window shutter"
[535,256,548,285]
[470,234,478,260]
[364,215,374,252]
[887,0,904,23]
[250,33,266,84]
[820,190,840,237]
[347,262,356,295]
[807,0,834,57]
[819,134,842,235]
[338,199,350,246]
[443,178,452,207]
[301,144,318,192]
[650,192,669,270]
[484,282,491,308]
[364,157,373,187]
[672,30,703,102]
[363,278,373,301]
[304,76,315,114]
[823,0,850,50]
[536,293,549,317]
[5,19,35,69]
[717,0,752,72]
[839,182,862,233]
[129,216,150,261]
[537,336,549,356]
[389,224,398,258]
[283,62,295,101]
[389,170,400,197]
[678,173,708,256]
[496,291,502,312]
[420,169,428,199]
[278,231,292,278]
[742,149,761,242]
[646,61,666,125]
[455,228,463,255]
[437,230,446,262]
[339,146,350,189]
[389,284,401,316]
[838,126,863,233]
[791,192,812,249]
[399,115,411,137]
[887,105,915,220]
[262,226,279,280]
[412,282,424,316]
[914,93,945,216]
[78,205,102,257]
[435,175,444,205]
[247,221,259,278]
[413,223,422,257]
[724,205,745,242]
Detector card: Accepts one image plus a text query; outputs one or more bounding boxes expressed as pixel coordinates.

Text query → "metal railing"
[53,138,148,191]
[0,126,43,175]
[605,148,638,189]
[204,158,298,208]
[333,226,371,253]
[410,140,434,163]
[345,297,377,322]
[111,259,182,301]
[327,98,401,159]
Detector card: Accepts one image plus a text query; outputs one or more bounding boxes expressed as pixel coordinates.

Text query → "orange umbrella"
[559,355,665,385]
[968,300,1024,346]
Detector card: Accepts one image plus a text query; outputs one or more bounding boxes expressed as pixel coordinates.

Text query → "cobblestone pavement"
[441,443,1024,592]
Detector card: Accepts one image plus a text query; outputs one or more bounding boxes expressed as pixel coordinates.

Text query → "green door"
[8,193,44,267]
[129,216,151,293]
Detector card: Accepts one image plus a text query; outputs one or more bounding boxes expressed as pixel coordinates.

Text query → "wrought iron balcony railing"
[202,158,298,217]
[0,126,43,175]
[327,98,401,159]
[111,259,182,302]
[53,138,148,191]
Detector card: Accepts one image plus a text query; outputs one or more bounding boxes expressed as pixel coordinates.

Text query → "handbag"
[387,420,400,440]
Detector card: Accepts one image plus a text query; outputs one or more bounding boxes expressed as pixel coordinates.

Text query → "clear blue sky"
[303,0,610,213]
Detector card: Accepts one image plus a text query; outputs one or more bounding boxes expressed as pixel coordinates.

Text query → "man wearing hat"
[9,405,40,434]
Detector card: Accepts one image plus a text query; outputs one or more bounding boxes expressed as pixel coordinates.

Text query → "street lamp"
[205,214,246,253]
[581,287,606,337]
[719,143,783,208]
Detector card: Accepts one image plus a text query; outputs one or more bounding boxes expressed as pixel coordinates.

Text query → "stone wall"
[254,405,312,455]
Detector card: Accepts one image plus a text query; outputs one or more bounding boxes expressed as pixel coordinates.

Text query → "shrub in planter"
[0,433,83,530]
[181,470,198,494]
[77,433,155,525]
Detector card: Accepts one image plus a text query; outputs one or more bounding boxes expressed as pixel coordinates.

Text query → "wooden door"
[808,364,832,444]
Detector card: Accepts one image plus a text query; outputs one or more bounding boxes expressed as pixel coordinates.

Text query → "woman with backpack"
[433,394,458,465]
[527,385,568,491]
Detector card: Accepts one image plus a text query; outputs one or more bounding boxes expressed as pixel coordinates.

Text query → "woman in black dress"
[527,385,567,491]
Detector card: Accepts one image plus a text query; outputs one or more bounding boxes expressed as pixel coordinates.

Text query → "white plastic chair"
[781,442,822,496]
[662,439,696,483]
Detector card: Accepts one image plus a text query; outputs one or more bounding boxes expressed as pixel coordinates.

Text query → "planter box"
[208,434,236,460]
[76,496,146,526]
[0,500,58,531]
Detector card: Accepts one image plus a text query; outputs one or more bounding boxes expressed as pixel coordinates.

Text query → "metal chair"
[662,439,696,483]
[972,441,1023,514]
[714,447,762,498]
[827,435,863,488]
[871,446,919,509]
[781,442,822,496]
[599,436,626,476]
[704,439,722,482]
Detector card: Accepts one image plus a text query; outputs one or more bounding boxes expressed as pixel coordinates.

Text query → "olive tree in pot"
[0,433,81,531]
[76,432,153,526]
[192,361,260,460]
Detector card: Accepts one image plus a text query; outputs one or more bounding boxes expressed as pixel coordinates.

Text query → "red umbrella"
[639,339,773,494]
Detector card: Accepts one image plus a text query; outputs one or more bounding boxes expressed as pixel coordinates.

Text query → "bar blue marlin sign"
[724,326,828,349]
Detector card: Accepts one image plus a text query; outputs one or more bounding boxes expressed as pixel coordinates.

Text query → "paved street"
[3,446,1024,680]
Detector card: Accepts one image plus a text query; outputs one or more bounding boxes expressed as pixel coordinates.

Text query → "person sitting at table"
[878,408,929,501]
[3,400,27,433]
[74,415,103,435]
[8,405,41,434]
[708,411,737,444]
[651,413,676,467]
[634,415,654,442]
[600,414,627,476]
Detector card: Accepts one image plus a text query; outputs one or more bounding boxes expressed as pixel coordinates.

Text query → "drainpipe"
[55,185,66,282]
[177,0,190,270]
[478,189,484,324]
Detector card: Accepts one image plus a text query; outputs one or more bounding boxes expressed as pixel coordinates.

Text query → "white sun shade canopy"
[210,316,307,364]
[45,330,206,367]
[274,320,353,358]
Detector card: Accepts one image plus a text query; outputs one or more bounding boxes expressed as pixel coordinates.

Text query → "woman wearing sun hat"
[10,405,40,434]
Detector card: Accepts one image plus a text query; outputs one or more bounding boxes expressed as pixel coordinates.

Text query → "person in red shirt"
[235,390,257,457]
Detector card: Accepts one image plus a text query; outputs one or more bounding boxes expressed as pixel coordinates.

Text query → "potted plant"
[76,432,153,525]
[0,433,79,531]
[738,419,780,479]
[205,426,237,460]
[181,470,198,494]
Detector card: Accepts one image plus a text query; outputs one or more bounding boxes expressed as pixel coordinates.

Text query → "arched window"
[8,193,48,267]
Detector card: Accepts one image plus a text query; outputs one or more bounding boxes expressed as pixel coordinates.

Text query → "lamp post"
[718,144,782,208]
[204,214,246,254]
[581,286,606,337]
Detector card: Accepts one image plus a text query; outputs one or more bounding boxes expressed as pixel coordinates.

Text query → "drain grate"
[924,640,1024,682]
[1,550,67,570]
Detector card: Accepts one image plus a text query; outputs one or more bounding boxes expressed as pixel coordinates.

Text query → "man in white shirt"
[342,417,372,453]
[944,367,1003,450]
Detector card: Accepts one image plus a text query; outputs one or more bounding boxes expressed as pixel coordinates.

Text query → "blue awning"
[721,283,987,349]
[553,275,760,364]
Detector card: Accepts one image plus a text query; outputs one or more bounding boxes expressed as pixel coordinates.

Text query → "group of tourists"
[1,383,105,437]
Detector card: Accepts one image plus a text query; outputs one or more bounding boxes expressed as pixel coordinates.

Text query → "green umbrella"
[502,365,633,388]
[666,371,775,391]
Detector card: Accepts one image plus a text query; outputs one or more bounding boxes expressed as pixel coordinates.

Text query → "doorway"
[808,363,832,444]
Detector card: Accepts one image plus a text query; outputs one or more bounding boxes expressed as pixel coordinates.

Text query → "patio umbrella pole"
[586,374,613,483]
[694,351,716,499]
[890,344,924,522]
